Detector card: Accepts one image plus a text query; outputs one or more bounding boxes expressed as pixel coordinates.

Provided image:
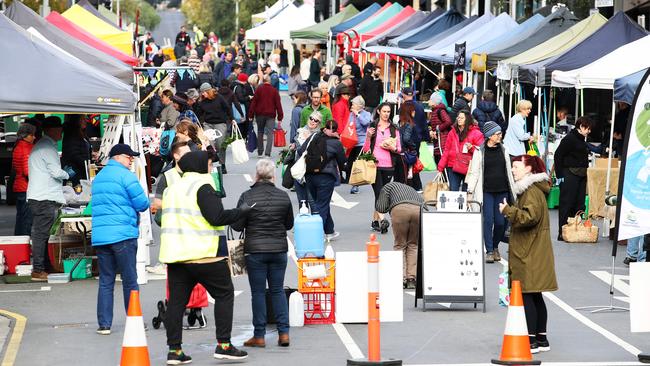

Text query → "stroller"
[152,271,209,330]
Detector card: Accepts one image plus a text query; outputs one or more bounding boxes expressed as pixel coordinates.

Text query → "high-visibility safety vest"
[163,168,181,187]
[159,172,226,263]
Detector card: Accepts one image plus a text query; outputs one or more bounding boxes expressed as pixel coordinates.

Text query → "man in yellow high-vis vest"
[160,151,251,364]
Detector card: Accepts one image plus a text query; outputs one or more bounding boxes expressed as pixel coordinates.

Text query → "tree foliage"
[181,0,276,42]
[5,0,68,14]
[120,0,161,30]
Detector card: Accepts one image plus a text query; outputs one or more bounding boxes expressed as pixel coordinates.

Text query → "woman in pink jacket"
[437,110,484,191]
[363,103,402,234]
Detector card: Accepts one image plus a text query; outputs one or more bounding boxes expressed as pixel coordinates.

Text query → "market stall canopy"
[77,0,121,30]
[614,69,645,104]
[246,4,315,40]
[395,8,466,48]
[410,13,477,50]
[97,4,119,27]
[4,1,133,84]
[496,12,607,80]
[290,5,359,42]
[487,8,578,65]
[339,3,403,43]
[357,5,416,44]
[471,14,544,57]
[252,0,292,25]
[520,12,648,86]
[366,11,430,46]
[552,35,650,89]
[0,13,136,114]
[62,4,133,55]
[331,3,382,36]
[46,11,138,66]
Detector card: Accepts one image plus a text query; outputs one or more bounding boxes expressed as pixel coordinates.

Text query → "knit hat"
[199,83,213,93]
[237,73,249,82]
[429,93,443,106]
[483,121,502,139]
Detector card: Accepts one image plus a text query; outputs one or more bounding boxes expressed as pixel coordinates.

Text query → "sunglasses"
[309,117,321,123]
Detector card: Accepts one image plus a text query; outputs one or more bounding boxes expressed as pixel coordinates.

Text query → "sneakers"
[530,335,550,354]
[167,349,192,365]
[325,232,340,241]
[379,219,390,234]
[530,341,539,354]
[623,256,637,265]
[96,326,111,335]
[371,220,380,232]
[243,337,266,348]
[350,186,359,194]
[537,338,550,352]
[31,271,48,282]
[214,343,248,360]
[494,249,501,262]
[485,253,495,263]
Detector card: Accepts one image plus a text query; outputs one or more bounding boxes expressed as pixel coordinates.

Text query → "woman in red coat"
[331,86,351,135]
[437,111,484,191]
[12,123,36,236]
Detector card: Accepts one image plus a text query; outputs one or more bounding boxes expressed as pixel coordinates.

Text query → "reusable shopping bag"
[229,124,249,164]
[418,142,436,171]
[423,171,449,202]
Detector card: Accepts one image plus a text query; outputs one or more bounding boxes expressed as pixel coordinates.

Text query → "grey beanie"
[483,121,502,139]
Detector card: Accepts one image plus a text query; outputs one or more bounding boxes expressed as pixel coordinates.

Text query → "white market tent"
[251,0,292,25]
[246,4,315,41]
[551,34,650,89]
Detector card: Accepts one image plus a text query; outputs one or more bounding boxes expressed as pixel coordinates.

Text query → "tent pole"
[580,88,585,116]
[508,79,513,117]
[472,71,478,110]
[574,89,579,119]
[326,32,332,73]
[412,57,439,81]
[483,71,487,95]
[452,72,457,103]
[545,87,553,167]
[603,95,617,237]
[384,54,389,93]
[537,86,542,137]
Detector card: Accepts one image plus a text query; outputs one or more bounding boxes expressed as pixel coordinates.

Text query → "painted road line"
[591,270,631,296]
[500,259,642,356]
[404,291,451,308]
[286,237,298,265]
[0,287,51,294]
[332,322,365,360]
[0,309,27,366]
[331,191,359,209]
[243,174,253,183]
[405,362,646,366]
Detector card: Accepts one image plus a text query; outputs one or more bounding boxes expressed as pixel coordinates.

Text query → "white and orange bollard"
[491,280,540,365]
[120,290,151,366]
[347,234,402,366]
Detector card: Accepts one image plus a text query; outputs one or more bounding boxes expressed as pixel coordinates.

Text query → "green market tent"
[496,12,607,80]
[291,5,359,42]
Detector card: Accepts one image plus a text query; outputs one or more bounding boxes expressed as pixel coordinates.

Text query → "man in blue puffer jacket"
[91,144,149,336]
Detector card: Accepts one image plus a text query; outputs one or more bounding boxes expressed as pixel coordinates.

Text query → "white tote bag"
[230,124,249,164]
[291,133,317,180]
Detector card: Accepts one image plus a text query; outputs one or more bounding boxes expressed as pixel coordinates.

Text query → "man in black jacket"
[359,66,383,112]
[450,87,477,121]
[472,89,505,132]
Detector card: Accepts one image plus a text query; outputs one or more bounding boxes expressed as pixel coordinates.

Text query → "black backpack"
[304,132,329,174]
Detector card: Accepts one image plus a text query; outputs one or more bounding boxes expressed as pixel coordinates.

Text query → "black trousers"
[165,260,234,348]
[372,168,394,201]
[523,293,548,335]
[558,171,587,236]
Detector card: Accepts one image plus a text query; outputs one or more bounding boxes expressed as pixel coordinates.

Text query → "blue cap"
[463,87,478,95]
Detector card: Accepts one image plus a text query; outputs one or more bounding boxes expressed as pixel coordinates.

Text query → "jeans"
[294,179,314,211]
[445,167,466,191]
[245,253,289,337]
[165,260,234,347]
[256,116,275,156]
[306,173,336,234]
[626,235,647,262]
[483,192,509,254]
[96,238,139,328]
[14,192,33,236]
[28,199,59,272]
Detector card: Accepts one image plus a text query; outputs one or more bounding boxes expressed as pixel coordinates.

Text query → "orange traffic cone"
[491,280,541,365]
[120,290,150,366]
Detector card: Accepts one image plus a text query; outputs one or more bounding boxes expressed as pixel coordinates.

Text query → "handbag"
[404,149,418,166]
[527,141,540,156]
[349,152,377,186]
[340,119,358,152]
[246,124,258,152]
[412,159,424,175]
[291,133,317,181]
[562,211,599,243]
[274,125,287,147]
[423,170,449,202]
[229,124,249,164]
[226,228,247,277]
[452,152,472,175]
[418,142,436,171]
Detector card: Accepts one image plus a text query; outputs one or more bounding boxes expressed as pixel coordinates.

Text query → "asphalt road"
[151,8,185,48]
[1,93,649,366]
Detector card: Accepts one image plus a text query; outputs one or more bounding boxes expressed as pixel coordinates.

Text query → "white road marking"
[331,191,359,209]
[286,237,298,265]
[404,291,451,308]
[0,286,52,293]
[208,290,243,304]
[243,174,253,183]
[590,270,631,297]
[332,322,365,360]
[405,362,646,366]
[500,259,642,356]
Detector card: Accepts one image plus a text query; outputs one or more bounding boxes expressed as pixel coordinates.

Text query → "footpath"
[0,314,11,361]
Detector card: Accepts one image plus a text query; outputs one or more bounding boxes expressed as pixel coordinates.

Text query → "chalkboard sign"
[415,202,485,312]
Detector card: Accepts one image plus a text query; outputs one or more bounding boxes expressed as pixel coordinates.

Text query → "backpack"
[304,132,329,173]
[159,129,176,157]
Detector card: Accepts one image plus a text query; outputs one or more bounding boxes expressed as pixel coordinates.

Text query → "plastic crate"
[303,292,335,325]
[298,258,335,293]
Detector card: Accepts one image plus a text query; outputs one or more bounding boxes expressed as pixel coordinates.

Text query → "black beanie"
[178,151,210,174]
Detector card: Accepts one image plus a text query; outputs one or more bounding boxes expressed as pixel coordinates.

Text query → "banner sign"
[454,42,466,72]
[617,69,650,240]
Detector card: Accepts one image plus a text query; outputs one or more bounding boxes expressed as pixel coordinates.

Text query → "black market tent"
[412,14,478,50]
[4,1,133,84]
[331,3,382,36]
[396,8,466,48]
[487,7,578,66]
[77,0,122,31]
[518,11,648,85]
[0,12,136,114]
[367,7,444,46]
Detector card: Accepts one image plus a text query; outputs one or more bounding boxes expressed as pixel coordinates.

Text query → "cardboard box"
[595,158,619,169]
